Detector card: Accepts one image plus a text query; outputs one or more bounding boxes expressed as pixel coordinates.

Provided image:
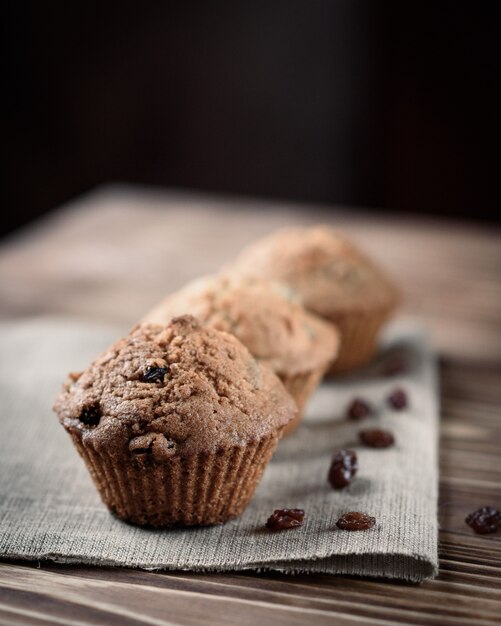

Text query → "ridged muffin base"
[326,305,395,375]
[69,430,282,527]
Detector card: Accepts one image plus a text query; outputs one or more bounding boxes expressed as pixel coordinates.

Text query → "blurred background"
[3,0,501,237]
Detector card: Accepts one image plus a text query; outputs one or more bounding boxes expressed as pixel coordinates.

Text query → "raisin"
[142,366,168,383]
[346,398,373,420]
[266,508,304,530]
[387,388,408,410]
[359,428,395,448]
[328,449,358,489]
[336,511,376,531]
[347,398,372,420]
[79,404,101,426]
[465,507,501,535]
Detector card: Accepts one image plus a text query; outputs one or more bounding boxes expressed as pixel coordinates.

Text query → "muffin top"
[143,275,339,376]
[231,225,400,317]
[54,315,296,458]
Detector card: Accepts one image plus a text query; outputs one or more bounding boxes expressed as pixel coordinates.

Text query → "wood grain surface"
[0,186,500,626]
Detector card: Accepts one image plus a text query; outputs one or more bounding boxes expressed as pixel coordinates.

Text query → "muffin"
[54,315,296,527]
[144,275,339,434]
[231,226,400,374]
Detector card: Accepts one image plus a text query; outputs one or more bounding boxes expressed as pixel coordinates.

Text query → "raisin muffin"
[54,315,296,527]
[144,276,339,434]
[230,226,400,374]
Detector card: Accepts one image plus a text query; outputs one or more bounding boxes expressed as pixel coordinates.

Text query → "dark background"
[3,1,501,237]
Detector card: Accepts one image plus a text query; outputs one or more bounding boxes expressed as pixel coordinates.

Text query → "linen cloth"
[0,318,439,581]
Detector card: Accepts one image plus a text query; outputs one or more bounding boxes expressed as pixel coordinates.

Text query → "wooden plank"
[0,562,499,626]
[1,561,500,626]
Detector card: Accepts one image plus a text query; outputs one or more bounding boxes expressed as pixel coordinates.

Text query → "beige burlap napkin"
[0,317,438,581]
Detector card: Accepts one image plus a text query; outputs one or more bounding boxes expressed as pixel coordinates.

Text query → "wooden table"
[1,185,500,626]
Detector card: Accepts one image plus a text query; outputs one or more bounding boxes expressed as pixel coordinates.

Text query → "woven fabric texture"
[0,318,439,581]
